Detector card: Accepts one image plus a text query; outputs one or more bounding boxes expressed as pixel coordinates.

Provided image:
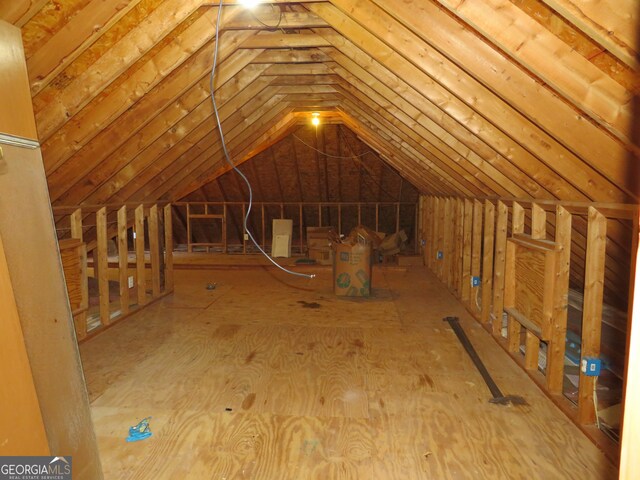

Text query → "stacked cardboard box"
[306,227,337,265]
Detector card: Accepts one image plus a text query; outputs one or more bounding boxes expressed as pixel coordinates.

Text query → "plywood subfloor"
[80,266,616,479]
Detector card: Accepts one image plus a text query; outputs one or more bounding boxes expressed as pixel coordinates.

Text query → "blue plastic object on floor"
[126,417,152,442]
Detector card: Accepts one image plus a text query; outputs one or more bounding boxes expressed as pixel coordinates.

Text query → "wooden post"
[135,205,146,306]
[358,203,362,225]
[442,199,450,286]
[532,203,546,239]
[525,203,546,370]
[461,199,473,302]
[96,207,109,326]
[470,200,483,311]
[396,202,401,233]
[437,198,446,280]
[70,208,88,331]
[117,206,129,315]
[547,205,571,393]
[512,201,525,234]
[186,203,192,253]
[223,203,227,254]
[163,204,174,292]
[578,207,607,424]
[149,205,161,297]
[455,198,464,296]
[507,202,525,350]
[299,203,304,254]
[338,204,342,235]
[318,203,322,227]
[262,204,266,248]
[481,200,495,324]
[375,203,379,232]
[492,201,509,337]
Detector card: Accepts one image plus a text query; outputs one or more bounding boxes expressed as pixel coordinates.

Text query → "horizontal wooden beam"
[240,33,331,49]
[223,10,328,30]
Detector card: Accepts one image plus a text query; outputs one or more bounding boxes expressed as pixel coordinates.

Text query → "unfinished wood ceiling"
[2,0,638,207]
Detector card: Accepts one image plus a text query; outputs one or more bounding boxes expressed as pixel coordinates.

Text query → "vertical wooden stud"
[299,203,304,254]
[375,203,379,232]
[164,204,174,292]
[223,203,227,254]
[507,202,524,348]
[524,203,546,367]
[149,205,161,297]
[461,199,473,302]
[96,207,109,326]
[578,207,607,424]
[455,198,464,296]
[470,200,483,311]
[186,203,192,253]
[481,200,495,324]
[512,201,525,234]
[443,199,453,287]
[117,206,129,315]
[396,203,401,233]
[262,204,266,247]
[532,203,546,239]
[492,201,508,336]
[135,205,146,306]
[338,204,342,235]
[70,209,88,320]
[547,205,571,393]
[504,240,521,353]
[437,198,446,280]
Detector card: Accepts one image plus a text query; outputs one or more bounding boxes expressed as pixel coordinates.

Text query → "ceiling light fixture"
[311,112,320,127]
[239,0,260,8]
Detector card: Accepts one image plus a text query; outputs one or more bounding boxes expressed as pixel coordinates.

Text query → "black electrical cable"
[210,0,314,279]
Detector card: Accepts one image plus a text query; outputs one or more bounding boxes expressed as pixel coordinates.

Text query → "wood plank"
[578,207,607,424]
[531,203,546,240]
[0,21,37,140]
[363,0,635,200]
[0,0,48,27]
[149,204,161,297]
[26,0,144,94]
[512,202,525,235]
[0,232,49,455]
[524,330,540,371]
[80,266,617,479]
[117,206,129,316]
[461,199,473,302]
[436,0,632,141]
[547,205,572,393]
[455,198,464,296]
[539,0,637,68]
[240,33,331,49]
[470,199,482,310]
[491,201,509,337]
[224,11,329,30]
[135,205,147,307]
[481,200,495,324]
[96,207,110,326]
[164,204,174,292]
[70,208,89,316]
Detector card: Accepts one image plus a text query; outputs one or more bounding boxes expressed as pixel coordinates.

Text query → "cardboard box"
[309,247,333,266]
[333,242,372,297]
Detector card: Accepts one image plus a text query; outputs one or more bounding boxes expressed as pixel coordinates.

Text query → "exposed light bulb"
[311,116,320,126]
[239,0,260,8]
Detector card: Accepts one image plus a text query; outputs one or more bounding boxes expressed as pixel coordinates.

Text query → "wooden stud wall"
[422,194,638,458]
[53,203,174,341]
